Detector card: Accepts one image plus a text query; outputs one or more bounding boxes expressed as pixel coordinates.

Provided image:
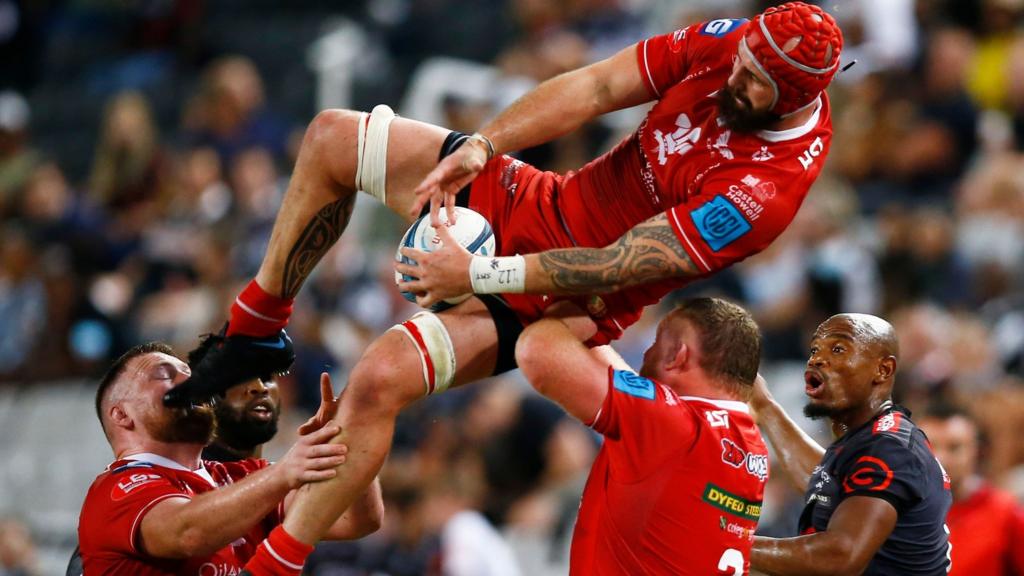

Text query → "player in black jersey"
[749,313,952,576]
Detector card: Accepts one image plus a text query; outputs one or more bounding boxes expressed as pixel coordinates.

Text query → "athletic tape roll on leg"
[389,311,457,395]
[354,104,395,203]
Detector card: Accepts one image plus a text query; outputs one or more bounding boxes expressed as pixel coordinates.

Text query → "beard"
[717,82,781,132]
[803,401,851,421]
[147,404,216,445]
[213,403,280,452]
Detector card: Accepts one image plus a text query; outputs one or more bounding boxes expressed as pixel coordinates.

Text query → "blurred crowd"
[2,0,1024,573]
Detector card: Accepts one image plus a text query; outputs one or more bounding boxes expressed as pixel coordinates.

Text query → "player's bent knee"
[514,326,546,387]
[388,311,456,396]
[346,352,418,417]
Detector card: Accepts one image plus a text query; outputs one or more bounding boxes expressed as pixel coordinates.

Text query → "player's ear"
[875,356,897,385]
[110,404,133,431]
[667,342,690,372]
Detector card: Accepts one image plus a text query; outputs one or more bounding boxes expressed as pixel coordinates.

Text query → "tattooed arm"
[530,213,698,294]
[396,213,700,305]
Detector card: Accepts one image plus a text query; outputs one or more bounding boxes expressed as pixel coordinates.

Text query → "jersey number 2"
[718,548,744,575]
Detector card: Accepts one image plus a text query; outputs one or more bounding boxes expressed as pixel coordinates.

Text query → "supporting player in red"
[516,298,767,575]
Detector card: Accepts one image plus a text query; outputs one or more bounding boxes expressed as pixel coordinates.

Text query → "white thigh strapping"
[389,311,456,395]
[355,104,396,203]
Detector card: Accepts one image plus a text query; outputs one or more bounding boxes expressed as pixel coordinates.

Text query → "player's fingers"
[434,220,456,246]
[398,246,428,263]
[416,292,439,308]
[444,193,457,225]
[320,373,333,403]
[394,260,419,276]
[430,195,443,227]
[302,469,338,483]
[303,425,341,444]
[396,279,425,293]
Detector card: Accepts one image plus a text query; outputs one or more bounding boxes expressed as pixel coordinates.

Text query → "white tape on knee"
[355,104,396,203]
[389,311,456,395]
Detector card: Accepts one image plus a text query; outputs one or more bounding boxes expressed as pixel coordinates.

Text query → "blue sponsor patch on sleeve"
[612,370,656,400]
[700,18,747,37]
[690,195,752,251]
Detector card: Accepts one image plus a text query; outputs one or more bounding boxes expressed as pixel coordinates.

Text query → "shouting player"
[749,314,952,575]
[167,3,843,548]
[516,298,767,575]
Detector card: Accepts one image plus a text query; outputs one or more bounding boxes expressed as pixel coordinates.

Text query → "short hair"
[670,298,761,388]
[95,342,175,434]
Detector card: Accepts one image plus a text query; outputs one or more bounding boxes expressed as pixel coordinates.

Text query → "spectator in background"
[0,90,39,217]
[0,516,38,576]
[89,91,171,212]
[918,404,1024,576]
[182,56,293,165]
[0,227,47,381]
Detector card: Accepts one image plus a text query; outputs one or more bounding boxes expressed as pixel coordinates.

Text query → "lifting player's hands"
[297,372,341,435]
[395,223,474,308]
[411,137,490,227]
[275,423,347,489]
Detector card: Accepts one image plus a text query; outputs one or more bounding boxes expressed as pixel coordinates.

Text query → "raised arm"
[397,212,699,307]
[139,425,346,558]
[749,375,825,493]
[515,304,607,423]
[751,496,897,576]
[412,43,653,223]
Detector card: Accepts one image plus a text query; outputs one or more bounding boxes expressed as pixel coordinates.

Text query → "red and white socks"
[243,526,314,576]
[227,280,294,337]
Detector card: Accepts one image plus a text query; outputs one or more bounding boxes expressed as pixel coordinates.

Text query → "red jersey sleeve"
[590,369,700,480]
[637,19,748,98]
[82,462,190,556]
[666,169,803,274]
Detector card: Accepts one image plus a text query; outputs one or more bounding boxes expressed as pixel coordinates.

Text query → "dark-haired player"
[750,314,952,575]
[171,3,845,549]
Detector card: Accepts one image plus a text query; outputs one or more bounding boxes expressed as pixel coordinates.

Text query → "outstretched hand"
[276,424,347,489]
[411,139,490,227]
[298,372,341,436]
[395,223,474,307]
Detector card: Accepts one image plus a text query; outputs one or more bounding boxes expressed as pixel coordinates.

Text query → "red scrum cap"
[741,2,843,116]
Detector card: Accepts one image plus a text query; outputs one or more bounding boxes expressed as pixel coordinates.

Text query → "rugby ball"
[395,207,495,311]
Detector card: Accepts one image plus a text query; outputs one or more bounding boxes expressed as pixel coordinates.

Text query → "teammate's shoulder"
[611,369,658,400]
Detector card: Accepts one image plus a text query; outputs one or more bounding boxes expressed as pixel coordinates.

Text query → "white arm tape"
[469,255,526,294]
[355,104,396,203]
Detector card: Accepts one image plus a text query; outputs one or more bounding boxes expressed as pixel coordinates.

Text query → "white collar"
[124,452,216,487]
[757,96,822,143]
[679,396,750,414]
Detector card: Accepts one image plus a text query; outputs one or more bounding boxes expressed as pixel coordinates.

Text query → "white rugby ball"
[395,207,496,311]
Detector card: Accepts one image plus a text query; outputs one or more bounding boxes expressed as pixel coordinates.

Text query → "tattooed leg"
[253,110,453,298]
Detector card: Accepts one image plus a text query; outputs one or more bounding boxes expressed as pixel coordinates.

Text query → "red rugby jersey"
[570,369,768,575]
[554,18,831,343]
[78,453,282,575]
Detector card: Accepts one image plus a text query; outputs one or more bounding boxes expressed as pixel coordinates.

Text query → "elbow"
[515,327,550,392]
[176,526,215,558]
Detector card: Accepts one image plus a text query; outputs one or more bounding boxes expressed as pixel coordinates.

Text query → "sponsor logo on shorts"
[702,483,762,520]
[720,438,769,481]
[701,18,746,37]
[690,195,751,251]
[612,370,655,400]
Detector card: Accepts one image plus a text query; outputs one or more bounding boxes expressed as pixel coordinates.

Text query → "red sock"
[227,280,294,337]
[243,526,314,576]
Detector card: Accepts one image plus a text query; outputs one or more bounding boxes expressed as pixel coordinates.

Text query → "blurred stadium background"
[1,0,1023,573]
